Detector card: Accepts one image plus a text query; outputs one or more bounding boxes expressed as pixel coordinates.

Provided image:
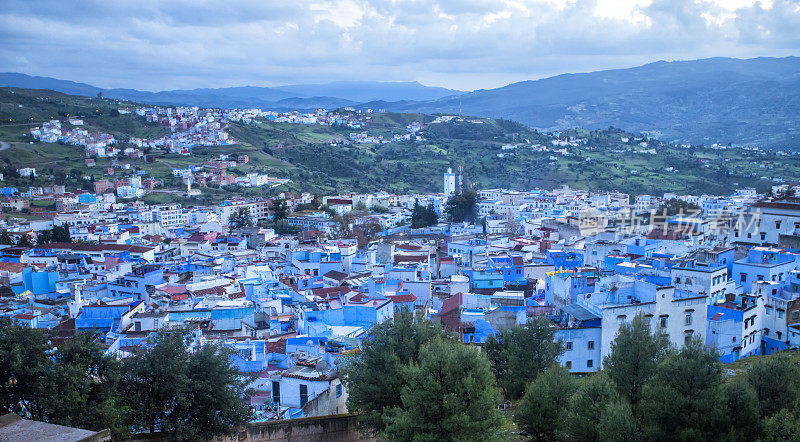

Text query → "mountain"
[3,56,799,147]
[368,57,800,148]
[274,81,461,102]
[0,73,461,110]
[0,73,102,97]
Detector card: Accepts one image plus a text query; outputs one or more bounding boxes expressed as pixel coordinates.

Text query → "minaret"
[444,168,456,197]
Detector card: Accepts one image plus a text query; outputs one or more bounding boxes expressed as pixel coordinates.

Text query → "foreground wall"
[217,414,376,442]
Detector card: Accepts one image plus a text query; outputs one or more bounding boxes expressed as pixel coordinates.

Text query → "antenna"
[314,360,329,373]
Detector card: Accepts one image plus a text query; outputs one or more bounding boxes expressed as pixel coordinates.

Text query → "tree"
[410,199,438,229]
[340,307,447,430]
[120,329,251,440]
[640,337,726,441]
[444,189,477,223]
[52,224,71,243]
[36,332,125,436]
[722,379,761,442]
[746,353,800,418]
[763,409,800,442]
[514,365,577,441]
[484,316,564,399]
[382,337,504,441]
[228,207,252,229]
[603,314,669,424]
[559,374,619,442]
[597,400,639,442]
[36,229,53,245]
[272,199,289,221]
[0,317,52,417]
[353,200,367,211]
[168,342,253,440]
[15,234,33,248]
[0,230,12,245]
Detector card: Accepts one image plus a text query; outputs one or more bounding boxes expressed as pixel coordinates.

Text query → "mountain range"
[2,56,799,147]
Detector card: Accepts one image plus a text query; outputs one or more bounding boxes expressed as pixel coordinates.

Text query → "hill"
[368,57,800,148]
[2,87,800,204]
[0,74,462,110]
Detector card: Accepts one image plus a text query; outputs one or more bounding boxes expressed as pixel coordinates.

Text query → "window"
[764,328,770,337]
[777,331,782,340]
[685,310,693,326]
[675,277,681,284]
[776,221,782,229]
[587,341,595,350]
[272,381,281,404]
[587,359,594,368]
[565,342,573,350]
[740,273,747,283]
[299,384,308,407]
[336,384,343,398]
[660,315,668,329]
[778,310,785,319]
[684,330,693,345]
[760,233,766,241]
[617,315,627,326]
[565,361,572,369]
[766,306,772,315]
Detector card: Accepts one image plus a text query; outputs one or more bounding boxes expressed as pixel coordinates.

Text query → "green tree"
[382,337,504,441]
[410,199,438,229]
[272,199,289,221]
[36,229,53,245]
[514,365,577,441]
[340,307,447,430]
[0,230,12,245]
[36,332,125,436]
[120,329,251,440]
[484,316,564,399]
[722,378,762,442]
[640,337,726,441]
[763,408,800,442]
[52,224,72,243]
[168,341,253,440]
[597,400,639,442]
[746,353,800,418]
[444,189,478,223]
[15,234,33,248]
[228,207,252,229]
[354,200,367,211]
[559,374,618,442]
[604,314,669,424]
[0,317,51,417]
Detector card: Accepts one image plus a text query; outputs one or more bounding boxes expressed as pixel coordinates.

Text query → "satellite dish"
[315,360,329,373]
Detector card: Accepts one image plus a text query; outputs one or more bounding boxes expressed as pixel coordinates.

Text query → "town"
[1,157,800,437]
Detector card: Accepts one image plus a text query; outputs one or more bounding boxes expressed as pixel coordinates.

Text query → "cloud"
[0,0,796,90]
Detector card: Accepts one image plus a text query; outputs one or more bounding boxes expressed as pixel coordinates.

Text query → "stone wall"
[217,414,376,442]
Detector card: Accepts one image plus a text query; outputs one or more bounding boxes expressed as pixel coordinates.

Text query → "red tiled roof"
[35,242,154,254]
[266,338,287,354]
[159,284,188,295]
[387,293,417,304]
[12,313,36,320]
[310,286,352,298]
[441,292,463,315]
[395,254,428,263]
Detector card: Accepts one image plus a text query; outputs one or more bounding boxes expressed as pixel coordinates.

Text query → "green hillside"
[0,87,798,203]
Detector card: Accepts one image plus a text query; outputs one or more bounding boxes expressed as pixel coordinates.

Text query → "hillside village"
[1,159,800,424]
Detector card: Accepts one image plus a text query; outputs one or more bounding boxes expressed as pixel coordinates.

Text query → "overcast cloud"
[0,0,797,90]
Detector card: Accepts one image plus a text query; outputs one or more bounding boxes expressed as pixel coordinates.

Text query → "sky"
[0,0,798,91]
